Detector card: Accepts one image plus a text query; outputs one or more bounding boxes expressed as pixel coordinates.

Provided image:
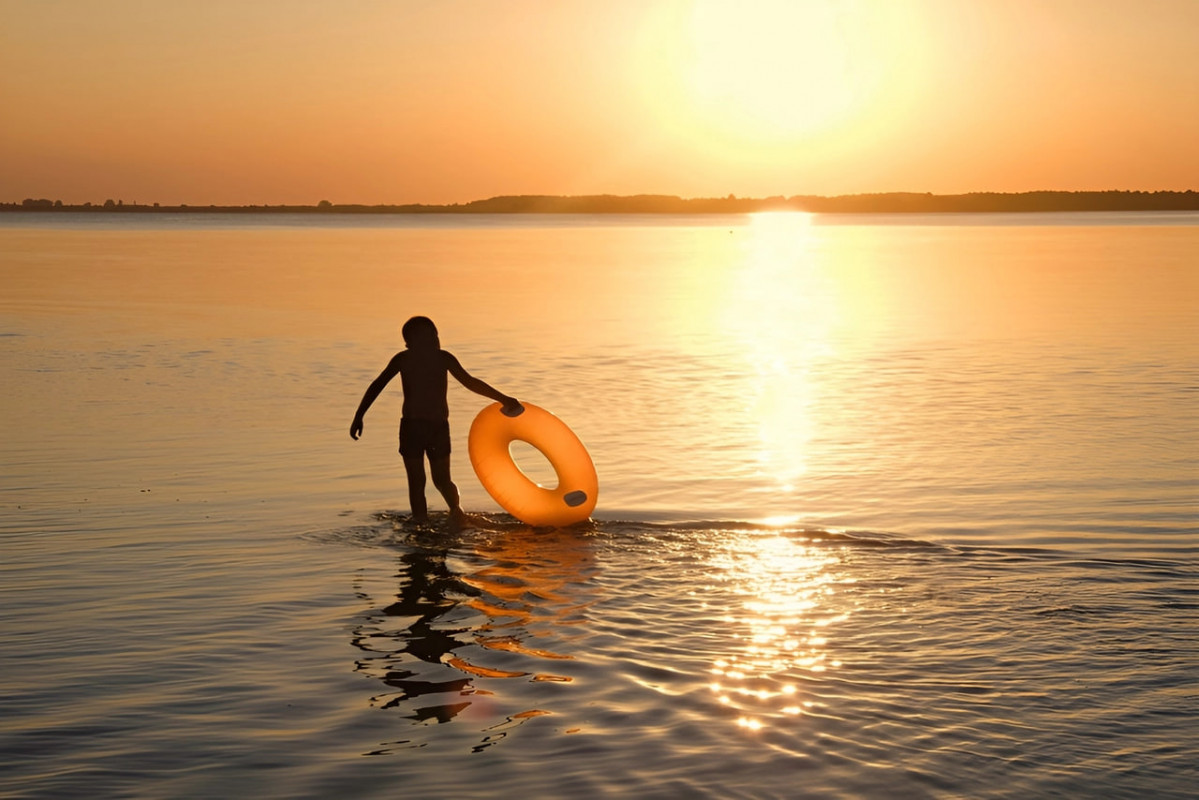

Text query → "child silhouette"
[351,316,521,527]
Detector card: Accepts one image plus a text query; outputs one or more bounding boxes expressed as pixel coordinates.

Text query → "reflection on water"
[353,545,477,726]
[728,212,834,494]
[463,527,597,674]
[350,517,597,752]
[706,530,849,732]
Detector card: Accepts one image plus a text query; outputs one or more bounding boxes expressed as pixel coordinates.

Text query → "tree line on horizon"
[5,190,1199,214]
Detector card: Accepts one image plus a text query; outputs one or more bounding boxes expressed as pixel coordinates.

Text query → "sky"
[3,0,1198,205]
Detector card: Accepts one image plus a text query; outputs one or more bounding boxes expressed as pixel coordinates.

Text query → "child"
[350,316,521,526]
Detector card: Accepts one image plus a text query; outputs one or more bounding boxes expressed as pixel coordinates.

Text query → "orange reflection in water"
[462,526,597,671]
[706,531,849,732]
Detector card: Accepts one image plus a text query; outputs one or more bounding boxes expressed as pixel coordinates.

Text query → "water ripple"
[288,514,1199,797]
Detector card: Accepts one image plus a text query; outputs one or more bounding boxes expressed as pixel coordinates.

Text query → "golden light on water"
[707,532,850,732]
[725,212,833,496]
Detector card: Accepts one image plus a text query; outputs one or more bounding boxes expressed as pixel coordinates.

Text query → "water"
[1,212,1196,798]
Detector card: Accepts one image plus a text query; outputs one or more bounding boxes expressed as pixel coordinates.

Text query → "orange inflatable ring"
[468,402,597,527]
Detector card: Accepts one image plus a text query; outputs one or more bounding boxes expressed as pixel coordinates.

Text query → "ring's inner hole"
[509,441,559,489]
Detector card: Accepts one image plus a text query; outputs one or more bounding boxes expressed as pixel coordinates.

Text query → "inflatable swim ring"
[468,402,597,527]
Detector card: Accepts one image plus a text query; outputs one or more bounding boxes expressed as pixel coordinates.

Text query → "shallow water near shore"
[2,212,1197,797]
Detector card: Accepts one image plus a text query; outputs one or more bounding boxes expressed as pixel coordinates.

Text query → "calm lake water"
[2,212,1196,798]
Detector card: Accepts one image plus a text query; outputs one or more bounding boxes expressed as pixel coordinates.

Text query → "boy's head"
[401,316,439,348]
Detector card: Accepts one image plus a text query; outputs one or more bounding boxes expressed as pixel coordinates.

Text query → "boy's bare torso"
[396,348,451,421]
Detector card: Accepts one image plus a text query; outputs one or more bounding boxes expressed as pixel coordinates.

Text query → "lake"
[2,211,1196,798]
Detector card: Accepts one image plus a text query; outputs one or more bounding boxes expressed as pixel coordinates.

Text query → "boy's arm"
[350,354,403,440]
[445,352,522,414]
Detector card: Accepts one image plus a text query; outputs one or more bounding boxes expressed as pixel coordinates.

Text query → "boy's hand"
[350,416,364,440]
[501,397,524,416]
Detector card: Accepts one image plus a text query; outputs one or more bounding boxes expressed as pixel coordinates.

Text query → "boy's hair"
[401,316,438,346]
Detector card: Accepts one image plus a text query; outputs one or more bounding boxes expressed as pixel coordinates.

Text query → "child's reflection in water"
[352,523,597,739]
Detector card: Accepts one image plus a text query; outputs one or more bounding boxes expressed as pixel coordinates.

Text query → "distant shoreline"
[5,190,1199,215]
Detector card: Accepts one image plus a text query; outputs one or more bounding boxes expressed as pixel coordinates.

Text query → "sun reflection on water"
[706,531,850,733]
[725,212,837,496]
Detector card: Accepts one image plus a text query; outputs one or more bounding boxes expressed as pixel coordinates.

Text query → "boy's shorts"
[399,417,452,460]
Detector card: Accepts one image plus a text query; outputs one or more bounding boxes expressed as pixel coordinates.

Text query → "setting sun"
[641,0,907,148]
[2,1,1197,203]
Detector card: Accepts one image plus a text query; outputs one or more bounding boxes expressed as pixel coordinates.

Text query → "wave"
[303,510,958,561]
[302,510,1199,578]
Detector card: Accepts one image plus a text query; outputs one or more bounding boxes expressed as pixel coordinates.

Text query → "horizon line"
[5,188,1199,215]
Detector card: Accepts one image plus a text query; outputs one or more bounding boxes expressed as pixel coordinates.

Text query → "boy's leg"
[402,452,429,522]
[429,455,463,520]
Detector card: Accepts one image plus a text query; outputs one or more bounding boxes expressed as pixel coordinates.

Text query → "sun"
[686,1,862,139]
[635,0,907,148]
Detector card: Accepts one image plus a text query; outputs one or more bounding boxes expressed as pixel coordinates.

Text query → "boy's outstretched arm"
[350,355,402,440]
[446,353,523,414]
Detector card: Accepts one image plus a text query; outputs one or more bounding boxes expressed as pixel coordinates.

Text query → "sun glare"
[637,0,905,150]
[686,2,859,139]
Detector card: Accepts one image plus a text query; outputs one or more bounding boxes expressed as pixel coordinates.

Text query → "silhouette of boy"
[351,316,521,527]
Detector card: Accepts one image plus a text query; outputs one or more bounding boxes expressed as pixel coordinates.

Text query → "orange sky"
[3,0,1197,205]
